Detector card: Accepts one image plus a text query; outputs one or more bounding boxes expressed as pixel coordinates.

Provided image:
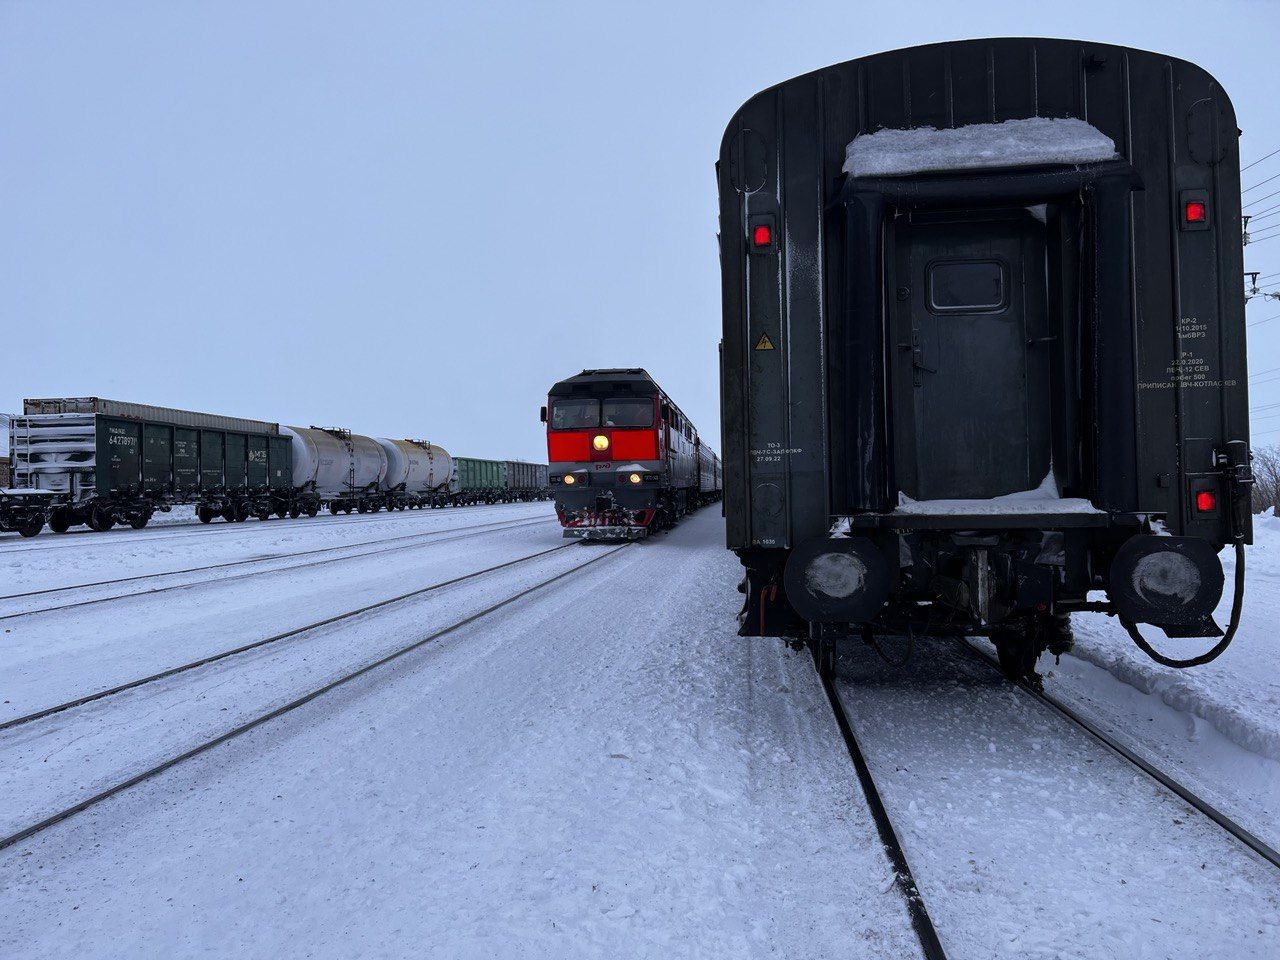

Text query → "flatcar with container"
[542,368,721,539]
[718,38,1252,681]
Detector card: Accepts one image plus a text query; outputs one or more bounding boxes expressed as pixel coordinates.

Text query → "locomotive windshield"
[603,399,653,427]
[550,398,599,429]
[551,398,654,429]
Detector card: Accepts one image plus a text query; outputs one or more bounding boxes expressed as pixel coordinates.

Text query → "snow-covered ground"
[2,505,1278,958]
[1,508,921,959]
[1033,511,1280,855]
[835,643,1280,959]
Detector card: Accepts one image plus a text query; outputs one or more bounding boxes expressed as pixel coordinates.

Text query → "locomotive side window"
[602,399,654,428]
[550,399,599,429]
[928,259,1007,313]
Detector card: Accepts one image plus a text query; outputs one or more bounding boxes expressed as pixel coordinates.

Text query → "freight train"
[718,39,1252,681]
[543,368,721,539]
[4,398,549,536]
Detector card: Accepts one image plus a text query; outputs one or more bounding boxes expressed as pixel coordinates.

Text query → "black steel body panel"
[199,431,223,490]
[95,417,142,497]
[173,428,200,495]
[268,436,292,491]
[718,38,1248,553]
[225,434,247,490]
[247,435,269,489]
[142,423,172,495]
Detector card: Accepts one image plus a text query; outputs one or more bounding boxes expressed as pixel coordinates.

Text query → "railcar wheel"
[48,509,71,533]
[197,506,214,524]
[18,517,44,538]
[128,513,150,530]
[276,506,288,519]
[89,508,115,532]
[329,503,340,515]
[306,503,319,518]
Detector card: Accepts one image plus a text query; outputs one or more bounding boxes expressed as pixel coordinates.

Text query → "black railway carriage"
[543,368,721,539]
[718,39,1252,677]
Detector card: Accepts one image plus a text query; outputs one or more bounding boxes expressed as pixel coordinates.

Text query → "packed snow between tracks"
[1,508,919,959]
[3,505,1279,957]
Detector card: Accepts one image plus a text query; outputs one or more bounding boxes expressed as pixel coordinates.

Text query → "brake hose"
[1121,540,1246,668]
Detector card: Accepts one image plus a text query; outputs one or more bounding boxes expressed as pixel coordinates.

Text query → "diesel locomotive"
[718,39,1253,680]
[543,368,721,539]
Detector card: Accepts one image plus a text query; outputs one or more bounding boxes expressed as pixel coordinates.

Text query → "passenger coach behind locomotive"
[718,39,1252,680]
[543,369,721,539]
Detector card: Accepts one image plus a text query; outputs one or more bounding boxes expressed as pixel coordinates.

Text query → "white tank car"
[283,426,388,495]
[376,439,454,493]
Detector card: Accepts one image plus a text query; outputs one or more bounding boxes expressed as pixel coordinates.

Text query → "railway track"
[817,634,1279,959]
[0,514,557,620]
[962,640,1280,871]
[0,500,551,555]
[812,642,949,960]
[0,538,582,732]
[0,541,631,852]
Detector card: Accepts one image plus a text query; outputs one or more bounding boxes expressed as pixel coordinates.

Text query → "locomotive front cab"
[544,369,668,539]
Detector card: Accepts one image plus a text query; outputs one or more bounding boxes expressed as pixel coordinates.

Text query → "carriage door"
[891,213,1050,502]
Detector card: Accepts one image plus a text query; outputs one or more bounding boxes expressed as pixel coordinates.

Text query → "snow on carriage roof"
[843,117,1118,178]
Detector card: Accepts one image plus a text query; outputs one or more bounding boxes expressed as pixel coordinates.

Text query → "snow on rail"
[844,116,1118,178]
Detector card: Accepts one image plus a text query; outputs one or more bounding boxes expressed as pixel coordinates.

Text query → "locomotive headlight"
[592,434,610,451]
[628,473,642,484]
[563,474,576,485]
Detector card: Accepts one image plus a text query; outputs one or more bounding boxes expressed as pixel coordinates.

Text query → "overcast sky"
[2,0,1277,460]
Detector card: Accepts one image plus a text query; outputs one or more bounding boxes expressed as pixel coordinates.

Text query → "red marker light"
[1185,200,1207,223]
[1195,489,1217,512]
[752,224,773,247]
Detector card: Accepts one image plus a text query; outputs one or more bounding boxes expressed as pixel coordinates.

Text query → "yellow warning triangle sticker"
[754,331,775,351]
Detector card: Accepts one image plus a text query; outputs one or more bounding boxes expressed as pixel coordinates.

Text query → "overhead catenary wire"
[1242,147,1280,172]
[1244,187,1280,210]
[1244,169,1280,194]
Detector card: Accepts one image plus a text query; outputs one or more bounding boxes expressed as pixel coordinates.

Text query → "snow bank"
[1069,517,1280,763]
[844,117,1118,178]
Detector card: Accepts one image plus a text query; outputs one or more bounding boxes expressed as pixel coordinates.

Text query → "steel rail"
[963,640,1280,872]
[0,517,556,621]
[0,514,552,601]
[813,643,950,960]
[0,542,630,853]
[0,540,579,733]
[0,500,550,554]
